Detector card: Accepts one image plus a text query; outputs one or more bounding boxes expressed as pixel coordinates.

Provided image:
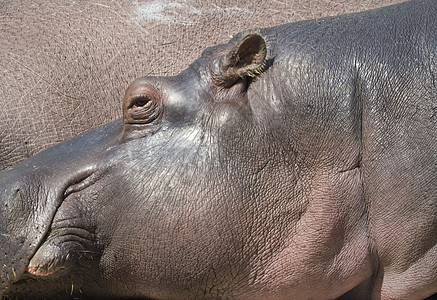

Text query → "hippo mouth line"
[24,171,101,278]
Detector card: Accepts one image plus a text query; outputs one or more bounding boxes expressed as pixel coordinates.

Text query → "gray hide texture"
[0,0,404,170]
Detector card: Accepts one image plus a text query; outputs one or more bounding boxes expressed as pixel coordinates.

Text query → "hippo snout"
[0,121,121,294]
[0,168,48,292]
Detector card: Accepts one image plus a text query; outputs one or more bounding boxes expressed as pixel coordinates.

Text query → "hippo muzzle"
[0,121,121,294]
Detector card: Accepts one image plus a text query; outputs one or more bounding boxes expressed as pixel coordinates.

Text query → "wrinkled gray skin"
[0,0,405,171]
[1,0,437,299]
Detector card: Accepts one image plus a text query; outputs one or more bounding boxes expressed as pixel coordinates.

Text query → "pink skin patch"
[26,267,60,277]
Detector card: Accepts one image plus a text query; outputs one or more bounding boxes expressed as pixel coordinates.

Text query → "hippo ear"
[214,33,267,88]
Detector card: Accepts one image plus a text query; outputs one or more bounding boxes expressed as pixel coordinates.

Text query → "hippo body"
[1,0,436,299]
[0,0,404,171]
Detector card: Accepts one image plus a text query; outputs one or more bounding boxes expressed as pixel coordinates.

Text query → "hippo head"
[0,33,268,297]
[0,31,370,299]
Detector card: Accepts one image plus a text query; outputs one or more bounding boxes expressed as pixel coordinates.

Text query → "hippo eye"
[129,96,153,110]
[132,99,149,108]
[125,95,161,124]
[122,84,163,127]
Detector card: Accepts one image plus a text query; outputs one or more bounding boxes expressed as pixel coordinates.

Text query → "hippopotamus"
[1,0,436,299]
[0,0,404,171]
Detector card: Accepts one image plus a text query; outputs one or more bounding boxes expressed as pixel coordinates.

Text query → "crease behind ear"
[214,32,267,88]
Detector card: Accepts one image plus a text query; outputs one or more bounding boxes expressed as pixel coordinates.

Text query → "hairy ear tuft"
[214,33,267,88]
